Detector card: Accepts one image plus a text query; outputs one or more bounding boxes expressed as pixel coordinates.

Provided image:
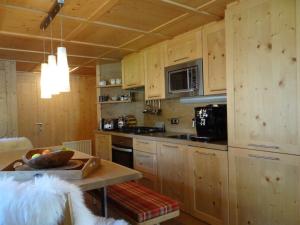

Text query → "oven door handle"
[112,145,133,153]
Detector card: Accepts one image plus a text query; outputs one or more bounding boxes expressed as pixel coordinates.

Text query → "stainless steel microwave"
[165,59,203,98]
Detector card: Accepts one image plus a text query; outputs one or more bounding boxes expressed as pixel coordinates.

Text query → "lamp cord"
[50,19,53,55]
[43,31,46,63]
[60,11,63,47]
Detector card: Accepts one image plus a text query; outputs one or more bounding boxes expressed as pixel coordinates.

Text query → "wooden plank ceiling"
[0,0,233,75]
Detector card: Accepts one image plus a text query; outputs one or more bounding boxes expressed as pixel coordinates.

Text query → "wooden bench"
[107,181,180,225]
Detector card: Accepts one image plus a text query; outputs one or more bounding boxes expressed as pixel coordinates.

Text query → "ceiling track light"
[40,0,64,30]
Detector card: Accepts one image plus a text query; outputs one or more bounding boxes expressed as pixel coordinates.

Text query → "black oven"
[111,135,133,168]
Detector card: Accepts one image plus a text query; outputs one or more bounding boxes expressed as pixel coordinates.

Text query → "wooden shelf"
[97,100,132,104]
[97,84,122,88]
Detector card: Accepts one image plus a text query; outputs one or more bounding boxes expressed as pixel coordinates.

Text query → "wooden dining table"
[0,149,142,217]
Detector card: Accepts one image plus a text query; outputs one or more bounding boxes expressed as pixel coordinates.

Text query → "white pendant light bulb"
[40,63,52,99]
[48,54,60,95]
[57,46,70,92]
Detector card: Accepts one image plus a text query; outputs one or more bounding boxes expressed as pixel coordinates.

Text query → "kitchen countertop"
[95,130,228,151]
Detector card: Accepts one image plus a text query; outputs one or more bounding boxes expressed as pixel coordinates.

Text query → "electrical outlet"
[170,118,179,125]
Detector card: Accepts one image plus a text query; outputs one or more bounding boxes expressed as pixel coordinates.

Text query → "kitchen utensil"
[102,118,118,130]
[99,95,109,102]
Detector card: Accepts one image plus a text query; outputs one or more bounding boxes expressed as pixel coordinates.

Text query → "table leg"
[100,187,108,217]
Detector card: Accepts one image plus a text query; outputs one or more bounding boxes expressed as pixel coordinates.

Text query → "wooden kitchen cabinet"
[229,147,300,225]
[134,150,158,191]
[166,28,202,66]
[188,146,229,225]
[203,20,226,95]
[133,137,158,191]
[122,52,145,89]
[95,133,111,160]
[144,42,166,100]
[157,142,189,211]
[226,0,300,154]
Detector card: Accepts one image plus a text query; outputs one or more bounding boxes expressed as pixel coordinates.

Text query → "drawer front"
[133,138,156,154]
[134,150,157,175]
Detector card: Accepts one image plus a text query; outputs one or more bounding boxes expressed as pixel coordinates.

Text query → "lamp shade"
[57,47,70,92]
[48,54,60,95]
[40,63,52,99]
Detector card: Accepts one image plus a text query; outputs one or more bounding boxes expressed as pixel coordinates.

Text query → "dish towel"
[0,175,127,225]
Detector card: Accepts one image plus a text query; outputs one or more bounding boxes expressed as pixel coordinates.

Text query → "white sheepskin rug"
[0,176,128,225]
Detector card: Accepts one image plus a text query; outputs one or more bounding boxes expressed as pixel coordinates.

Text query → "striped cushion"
[107,181,179,222]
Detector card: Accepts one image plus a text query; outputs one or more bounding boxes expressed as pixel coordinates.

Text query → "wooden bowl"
[22,149,74,169]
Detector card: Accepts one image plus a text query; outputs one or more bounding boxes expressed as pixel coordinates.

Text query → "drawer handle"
[137,141,149,145]
[248,144,279,149]
[195,151,216,156]
[127,83,137,87]
[174,57,189,62]
[137,155,152,159]
[148,95,161,99]
[248,154,280,161]
[162,144,178,149]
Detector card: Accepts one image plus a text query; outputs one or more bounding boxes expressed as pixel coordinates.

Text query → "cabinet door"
[229,147,300,225]
[134,150,157,176]
[144,42,166,100]
[226,0,300,154]
[203,20,226,95]
[122,52,144,89]
[157,142,189,211]
[95,133,111,160]
[166,29,202,66]
[188,147,229,225]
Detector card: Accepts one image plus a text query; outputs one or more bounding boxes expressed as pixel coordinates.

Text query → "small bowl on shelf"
[22,149,74,169]
[99,80,107,86]
[111,96,119,101]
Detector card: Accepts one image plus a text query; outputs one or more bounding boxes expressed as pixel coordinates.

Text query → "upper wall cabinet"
[122,52,145,89]
[144,42,166,100]
[226,0,300,154]
[166,29,202,66]
[203,20,226,95]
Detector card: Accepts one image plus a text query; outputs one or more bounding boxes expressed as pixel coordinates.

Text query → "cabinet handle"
[162,144,178,149]
[195,151,216,156]
[127,83,137,87]
[248,144,280,150]
[148,95,161,98]
[248,154,280,161]
[137,154,152,159]
[137,141,149,145]
[174,56,189,62]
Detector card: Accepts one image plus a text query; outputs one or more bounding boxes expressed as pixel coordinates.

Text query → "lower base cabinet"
[188,146,229,225]
[229,147,300,225]
[95,133,112,160]
[133,149,158,191]
[157,142,189,211]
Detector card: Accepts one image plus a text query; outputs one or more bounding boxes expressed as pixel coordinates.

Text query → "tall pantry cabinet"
[226,0,300,225]
[226,0,300,155]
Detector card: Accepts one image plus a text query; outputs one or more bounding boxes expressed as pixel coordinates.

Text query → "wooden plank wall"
[0,60,18,138]
[17,72,97,147]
